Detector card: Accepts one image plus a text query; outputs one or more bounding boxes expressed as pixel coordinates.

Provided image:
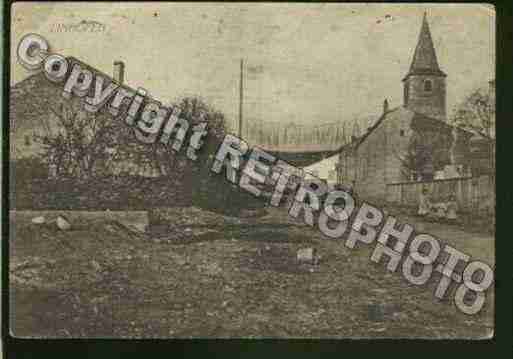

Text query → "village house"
[335,13,494,206]
[10,59,162,178]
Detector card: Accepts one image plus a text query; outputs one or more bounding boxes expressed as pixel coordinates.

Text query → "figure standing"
[446,194,459,224]
[418,188,431,217]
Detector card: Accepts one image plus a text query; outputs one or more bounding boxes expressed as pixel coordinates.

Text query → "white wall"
[302,154,339,184]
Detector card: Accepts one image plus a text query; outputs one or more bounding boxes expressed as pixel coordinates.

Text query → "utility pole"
[238,59,244,139]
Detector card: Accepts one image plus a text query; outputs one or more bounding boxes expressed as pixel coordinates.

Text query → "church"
[336,13,488,204]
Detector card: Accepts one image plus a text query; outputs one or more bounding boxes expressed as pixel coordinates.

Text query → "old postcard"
[9,3,495,338]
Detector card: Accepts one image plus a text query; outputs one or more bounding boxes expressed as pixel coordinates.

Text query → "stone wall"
[385,175,495,215]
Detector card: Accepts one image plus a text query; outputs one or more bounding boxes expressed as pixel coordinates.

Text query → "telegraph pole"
[238,59,244,138]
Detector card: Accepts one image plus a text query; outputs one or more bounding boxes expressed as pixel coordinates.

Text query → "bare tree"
[36,103,119,179]
[451,87,494,138]
[38,96,227,179]
[393,129,452,181]
[112,96,227,177]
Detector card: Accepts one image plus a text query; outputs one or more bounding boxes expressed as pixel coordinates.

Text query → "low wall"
[385,175,495,214]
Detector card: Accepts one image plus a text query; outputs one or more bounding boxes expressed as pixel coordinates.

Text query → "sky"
[11,3,495,131]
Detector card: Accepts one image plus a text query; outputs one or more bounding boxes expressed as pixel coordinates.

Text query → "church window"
[424,79,433,92]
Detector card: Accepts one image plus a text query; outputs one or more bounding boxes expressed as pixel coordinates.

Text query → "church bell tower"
[403,13,447,121]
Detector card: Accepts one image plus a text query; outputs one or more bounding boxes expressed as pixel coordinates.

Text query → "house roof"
[403,13,446,81]
[335,106,475,156]
[10,72,61,134]
[10,56,122,136]
[353,108,396,148]
[266,149,338,168]
[9,57,125,159]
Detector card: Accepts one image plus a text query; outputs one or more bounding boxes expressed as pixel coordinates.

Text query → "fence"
[385,175,495,215]
[245,120,349,150]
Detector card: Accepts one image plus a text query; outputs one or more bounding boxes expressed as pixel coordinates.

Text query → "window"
[400,129,405,137]
[404,82,409,106]
[424,79,432,92]
[24,135,31,147]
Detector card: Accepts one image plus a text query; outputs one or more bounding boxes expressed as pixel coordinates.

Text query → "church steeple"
[405,12,446,79]
[403,12,447,121]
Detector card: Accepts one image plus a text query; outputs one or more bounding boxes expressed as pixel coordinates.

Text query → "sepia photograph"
[8,2,495,339]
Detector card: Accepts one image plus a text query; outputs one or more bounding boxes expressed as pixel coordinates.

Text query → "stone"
[90,260,102,272]
[393,312,409,321]
[56,215,71,231]
[297,247,317,264]
[31,216,46,224]
[240,208,267,218]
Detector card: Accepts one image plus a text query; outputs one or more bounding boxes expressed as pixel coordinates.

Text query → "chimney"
[383,98,389,114]
[113,61,125,84]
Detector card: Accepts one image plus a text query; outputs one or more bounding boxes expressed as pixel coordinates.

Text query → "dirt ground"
[9,207,494,339]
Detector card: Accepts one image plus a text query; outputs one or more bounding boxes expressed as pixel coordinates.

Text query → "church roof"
[403,13,446,81]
